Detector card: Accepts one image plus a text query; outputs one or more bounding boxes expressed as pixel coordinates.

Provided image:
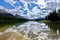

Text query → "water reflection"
[0,21,60,40]
[47,22,60,34]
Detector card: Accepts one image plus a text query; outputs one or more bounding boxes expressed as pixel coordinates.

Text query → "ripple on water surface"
[0,21,60,40]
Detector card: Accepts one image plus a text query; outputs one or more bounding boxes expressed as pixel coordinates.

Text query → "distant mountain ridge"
[0,9,26,19]
[0,9,45,21]
[0,9,29,22]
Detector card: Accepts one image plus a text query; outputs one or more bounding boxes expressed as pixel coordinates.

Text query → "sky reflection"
[0,21,60,40]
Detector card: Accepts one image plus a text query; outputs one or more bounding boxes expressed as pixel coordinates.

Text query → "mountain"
[34,17,45,21]
[0,9,14,17]
[0,0,51,20]
[15,14,29,20]
[15,14,24,18]
[0,9,45,21]
[1,0,60,20]
[0,9,29,22]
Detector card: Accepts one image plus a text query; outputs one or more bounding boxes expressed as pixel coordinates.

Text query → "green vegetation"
[58,9,60,20]
[0,10,28,22]
[45,9,60,33]
[46,22,60,33]
[45,9,60,21]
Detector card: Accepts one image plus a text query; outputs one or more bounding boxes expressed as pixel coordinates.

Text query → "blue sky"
[0,0,15,9]
[28,3,38,11]
[0,0,59,19]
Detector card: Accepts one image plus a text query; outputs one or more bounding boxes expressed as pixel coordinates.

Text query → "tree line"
[45,9,60,21]
[0,10,28,22]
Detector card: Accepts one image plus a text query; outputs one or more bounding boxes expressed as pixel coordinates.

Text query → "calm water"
[0,21,60,40]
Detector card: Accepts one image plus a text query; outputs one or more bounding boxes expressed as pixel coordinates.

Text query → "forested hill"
[0,9,29,22]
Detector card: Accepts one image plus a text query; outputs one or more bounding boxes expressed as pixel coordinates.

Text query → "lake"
[0,21,60,40]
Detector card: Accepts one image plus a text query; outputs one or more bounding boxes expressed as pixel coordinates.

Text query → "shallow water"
[0,21,60,40]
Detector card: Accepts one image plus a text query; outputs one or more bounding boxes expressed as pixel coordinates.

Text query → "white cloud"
[3,0,60,19]
[37,0,47,8]
[0,6,4,9]
[32,7,40,13]
[5,0,17,4]
[6,8,23,16]
[22,0,38,3]
[4,0,48,19]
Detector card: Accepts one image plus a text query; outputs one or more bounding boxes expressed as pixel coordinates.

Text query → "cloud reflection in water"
[1,21,51,40]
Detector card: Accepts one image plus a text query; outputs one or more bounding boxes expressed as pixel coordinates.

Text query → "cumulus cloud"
[24,0,37,2]
[0,6,4,9]
[5,0,17,4]
[1,0,60,19]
